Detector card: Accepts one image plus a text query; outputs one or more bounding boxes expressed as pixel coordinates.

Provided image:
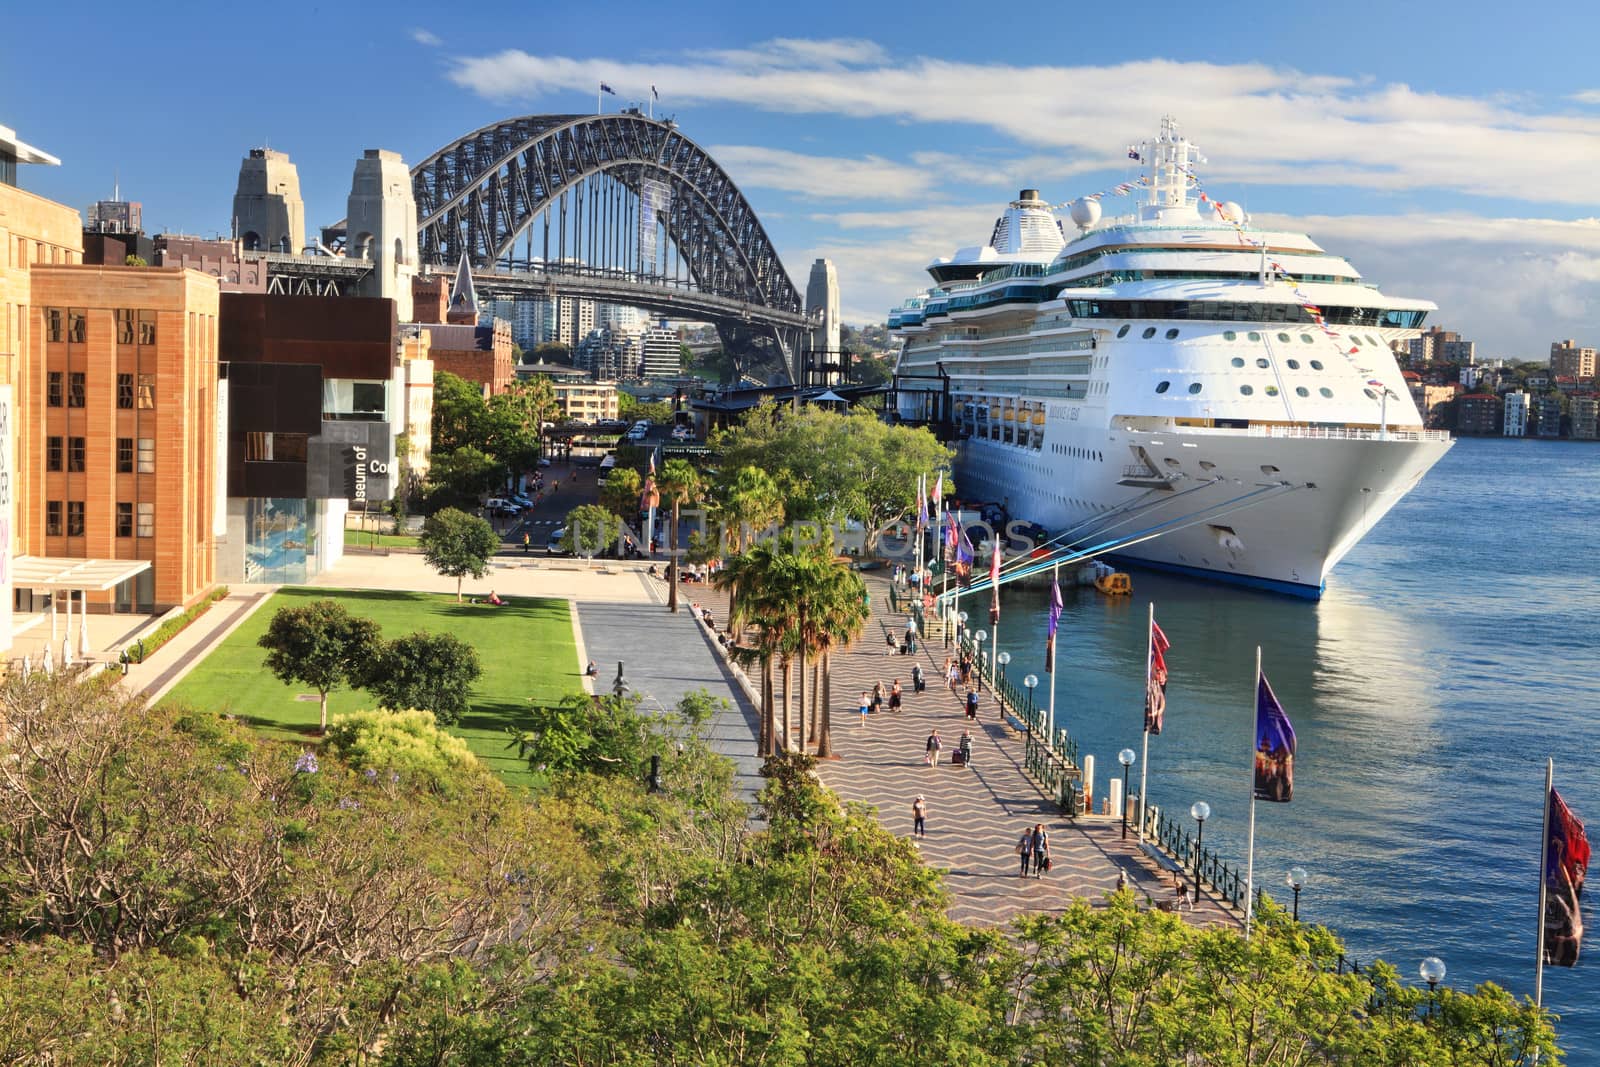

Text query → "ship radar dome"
[1220,201,1245,224]
[1069,198,1102,231]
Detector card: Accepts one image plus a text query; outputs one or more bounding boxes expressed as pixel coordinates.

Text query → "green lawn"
[162,587,578,787]
[342,529,420,549]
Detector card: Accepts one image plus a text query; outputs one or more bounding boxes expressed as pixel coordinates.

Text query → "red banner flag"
[1144,618,1170,735]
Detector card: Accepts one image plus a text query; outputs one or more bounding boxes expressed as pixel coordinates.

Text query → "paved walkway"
[691,571,1240,930]
[124,586,277,703]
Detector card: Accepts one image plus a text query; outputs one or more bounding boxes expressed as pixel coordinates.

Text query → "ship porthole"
[1224,330,1237,341]
[1248,332,1261,341]
[1256,358,1269,368]
[1320,387,1334,398]
[1165,328,1180,340]
[1286,359,1300,369]
[1117,324,1131,338]
[1296,387,1309,397]
[1240,385,1254,396]
[1231,357,1245,368]
[1300,334,1314,344]
[1277,333,1291,343]
[1142,327,1156,339]
[1155,381,1171,394]
[1188,383,1203,394]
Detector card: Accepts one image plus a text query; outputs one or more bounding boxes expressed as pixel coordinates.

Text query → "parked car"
[484,498,521,517]
[547,528,568,554]
[670,425,693,441]
[507,493,534,509]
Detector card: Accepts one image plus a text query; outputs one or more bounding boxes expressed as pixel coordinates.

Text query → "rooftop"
[0,123,61,166]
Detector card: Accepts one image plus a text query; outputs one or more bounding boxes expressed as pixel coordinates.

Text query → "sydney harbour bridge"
[267,113,812,380]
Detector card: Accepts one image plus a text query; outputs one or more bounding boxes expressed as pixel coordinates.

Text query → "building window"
[68,372,85,408]
[116,308,135,345]
[137,310,156,346]
[116,502,134,538]
[137,438,155,473]
[117,437,133,473]
[47,371,62,407]
[47,436,63,471]
[67,502,84,537]
[117,373,134,409]
[137,374,155,409]
[46,501,62,536]
[68,437,85,472]
[137,502,155,538]
[67,310,86,344]
[45,308,62,343]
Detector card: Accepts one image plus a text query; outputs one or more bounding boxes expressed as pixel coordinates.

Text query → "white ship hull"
[954,424,1451,597]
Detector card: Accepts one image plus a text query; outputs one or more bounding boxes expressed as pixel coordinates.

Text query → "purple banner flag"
[1252,672,1296,803]
[1045,574,1063,673]
[1544,788,1590,967]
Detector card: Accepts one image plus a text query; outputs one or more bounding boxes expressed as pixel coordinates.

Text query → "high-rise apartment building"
[1569,397,1598,440]
[1408,325,1474,366]
[1550,339,1596,379]
[1502,391,1529,437]
[1456,394,1502,435]
[1534,396,1563,438]
[575,327,634,379]
[86,196,141,234]
[638,323,681,379]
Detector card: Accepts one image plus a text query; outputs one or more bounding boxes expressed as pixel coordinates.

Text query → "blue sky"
[6,0,1598,356]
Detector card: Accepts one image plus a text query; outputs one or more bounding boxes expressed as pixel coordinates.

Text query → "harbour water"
[980,436,1600,1058]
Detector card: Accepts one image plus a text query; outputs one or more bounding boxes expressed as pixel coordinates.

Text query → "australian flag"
[1544,787,1590,967]
[1252,672,1296,803]
[600,82,617,96]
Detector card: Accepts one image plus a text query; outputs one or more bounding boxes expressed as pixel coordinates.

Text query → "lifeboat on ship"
[1095,572,1133,596]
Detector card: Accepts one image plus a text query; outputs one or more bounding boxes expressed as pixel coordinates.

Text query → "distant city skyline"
[5,0,1597,358]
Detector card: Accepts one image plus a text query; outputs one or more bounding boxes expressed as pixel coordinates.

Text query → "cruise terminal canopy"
[11,556,152,591]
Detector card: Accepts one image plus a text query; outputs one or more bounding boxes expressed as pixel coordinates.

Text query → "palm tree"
[658,458,701,614]
[710,465,784,621]
[716,542,789,756]
[811,565,869,759]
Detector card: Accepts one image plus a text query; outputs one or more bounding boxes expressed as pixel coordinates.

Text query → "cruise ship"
[889,118,1452,598]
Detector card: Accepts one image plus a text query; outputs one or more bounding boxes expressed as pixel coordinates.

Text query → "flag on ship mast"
[988,535,1002,624]
[1044,572,1063,674]
[1252,672,1296,803]
[1144,617,1170,735]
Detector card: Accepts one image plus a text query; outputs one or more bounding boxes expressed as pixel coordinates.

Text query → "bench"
[1002,711,1027,735]
[1140,841,1185,875]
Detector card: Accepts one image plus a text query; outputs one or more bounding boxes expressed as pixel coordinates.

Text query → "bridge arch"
[410,113,802,320]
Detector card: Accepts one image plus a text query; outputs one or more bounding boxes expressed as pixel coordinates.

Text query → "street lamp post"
[974,630,988,692]
[1419,957,1446,1019]
[997,650,1011,694]
[1118,749,1136,840]
[957,610,969,649]
[1286,866,1308,922]
[613,661,630,701]
[1190,801,1210,903]
[1023,674,1038,726]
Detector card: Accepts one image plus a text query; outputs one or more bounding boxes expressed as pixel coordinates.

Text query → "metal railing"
[954,630,1082,808]
[1133,799,1249,911]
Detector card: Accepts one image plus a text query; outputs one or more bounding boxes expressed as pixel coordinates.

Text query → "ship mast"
[1139,116,1204,222]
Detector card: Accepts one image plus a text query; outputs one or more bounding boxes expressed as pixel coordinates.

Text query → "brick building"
[26,266,219,612]
[1550,339,1596,380]
[1456,394,1503,436]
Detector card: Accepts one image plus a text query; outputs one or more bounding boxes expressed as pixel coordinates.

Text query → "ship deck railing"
[1130,423,1451,444]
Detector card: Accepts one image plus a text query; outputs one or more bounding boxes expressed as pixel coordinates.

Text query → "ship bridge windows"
[1062,299,1426,329]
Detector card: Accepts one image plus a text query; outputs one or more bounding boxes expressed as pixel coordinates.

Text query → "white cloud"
[411,28,442,47]
[1571,89,1600,104]
[447,46,1600,205]
[709,145,936,200]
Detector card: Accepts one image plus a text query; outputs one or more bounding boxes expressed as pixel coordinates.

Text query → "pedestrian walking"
[965,689,979,721]
[1030,823,1051,877]
[923,728,943,766]
[859,690,871,725]
[948,662,962,693]
[871,682,884,715]
[1016,826,1034,877]
[911,663,925,693]
[885,631,898,655]
[959,729,973,767]
[912,795,927,837]
[889,679,903,712]
[522,531,530,554]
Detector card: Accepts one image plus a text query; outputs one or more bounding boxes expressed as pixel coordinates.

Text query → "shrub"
[324,708,482,794]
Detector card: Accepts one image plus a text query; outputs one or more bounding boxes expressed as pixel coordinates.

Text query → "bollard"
[1109,777,1124,819]
[1083,754,1095,815]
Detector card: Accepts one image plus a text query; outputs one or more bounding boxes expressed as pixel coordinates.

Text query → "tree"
[325,707,482,792]
[563,503,619,559]
[658,458,701,614]
[532,340,571,364]
[123,254,148,267]
[425,443,500,505]
[365,631,482,726]
[715,541,792,756]
[420,507,500,602]
[431,370,491,455]
[599,466,643,520]
[257,600,382,732]
[715,403,954,551]
[801,555,869,757]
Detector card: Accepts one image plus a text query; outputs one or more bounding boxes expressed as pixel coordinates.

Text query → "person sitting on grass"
[488,590,505,607]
